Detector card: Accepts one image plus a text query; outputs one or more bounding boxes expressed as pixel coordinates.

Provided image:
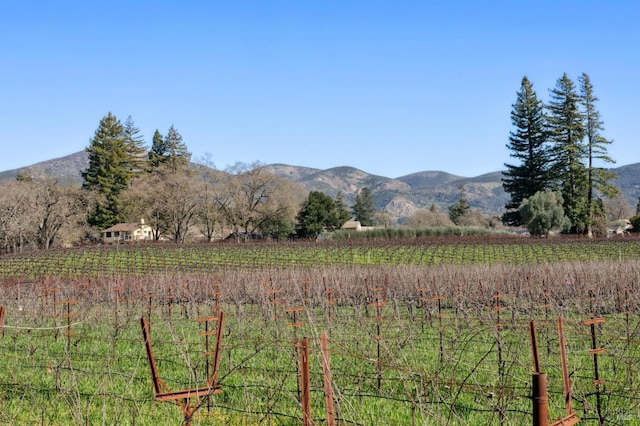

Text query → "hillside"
[2,151,638,221]
[0,151,88,185]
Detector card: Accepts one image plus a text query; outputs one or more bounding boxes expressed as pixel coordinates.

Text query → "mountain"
[612,163,640,208]
[2,152,639,221]
[0,151,88,185]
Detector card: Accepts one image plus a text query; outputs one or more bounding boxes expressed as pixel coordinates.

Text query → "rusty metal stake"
[584,316,605,425]
[557,317,572,416]
[140,312,225,426]
[434,295,446,366]
[299,337,313,426]
[55,299,78,353]
[287,306,305,401]
[320,333,336,426]
[545,317,580,426]
[0,306,5,336]
[529,321,541,374]
[532,373,549,426]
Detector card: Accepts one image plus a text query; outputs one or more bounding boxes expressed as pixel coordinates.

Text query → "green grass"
[1,239,640,424]
[2,295,640,425]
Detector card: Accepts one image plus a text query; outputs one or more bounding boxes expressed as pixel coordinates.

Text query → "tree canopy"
[81,112,137,229]
[296,191,344,239]
[519,190,570,236]
[502,76,551,226]
[502,73,618,235]
[579,73,619,236]
[148,126,191,171]
[351,187,376,226]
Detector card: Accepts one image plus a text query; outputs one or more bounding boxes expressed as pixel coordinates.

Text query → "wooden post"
[532,373,548,426]
[320,333,336,426]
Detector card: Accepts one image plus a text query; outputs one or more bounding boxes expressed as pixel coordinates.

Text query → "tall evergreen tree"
[546,73,588,233]
[351,187,376,226]
[578,73,619,236]
[164,125,191,171]
[81,112,131,229]
[123,116,148,176]
[448,185,471,225]
[295,191,340,238]
[148,125,191,171]
[334,191,352,225]
[502,77,551,226]
[148,129,167,169]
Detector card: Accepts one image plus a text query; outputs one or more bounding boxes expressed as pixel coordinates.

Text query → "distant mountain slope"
[395,170,463,189]
[611,163,640,208]
[0,151,88,185]
[263,165,509,217]
[2,151,638,221]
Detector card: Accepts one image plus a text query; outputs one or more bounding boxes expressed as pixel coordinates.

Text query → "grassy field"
[1,237,640,425]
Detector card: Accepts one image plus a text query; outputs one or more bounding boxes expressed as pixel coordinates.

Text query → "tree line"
[0,113,381,252]
[501,72,626,236]
[1,73,636,252]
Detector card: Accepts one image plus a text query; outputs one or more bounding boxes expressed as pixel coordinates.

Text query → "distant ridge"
[0,151,88,185]
[2,151,639,221]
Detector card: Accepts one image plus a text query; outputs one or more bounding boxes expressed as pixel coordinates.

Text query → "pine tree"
[448,185,471,225]
[82,112,135,229]
[123,116,148,176]
[296,191,340,238]
[502,77,551,226]
[164,125,191,171]
[334,191,352,225]
[579,73,619,236]
[547,73,588,233]
[148,129,167,169]
[351,187,376,226]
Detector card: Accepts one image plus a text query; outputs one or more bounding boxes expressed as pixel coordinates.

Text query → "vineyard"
[1,236,639,277]
[1,237,640,425]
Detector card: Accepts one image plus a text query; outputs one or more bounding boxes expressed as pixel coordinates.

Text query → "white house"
[341,219,377,232]
[102,219,152,243]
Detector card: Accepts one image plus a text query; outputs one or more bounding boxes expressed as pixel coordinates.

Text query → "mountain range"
[2,151,639,221]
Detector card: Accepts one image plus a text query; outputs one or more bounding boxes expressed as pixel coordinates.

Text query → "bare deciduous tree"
[405,205,454,228]
[0,179,89,251]
[216,162,305,240]
[124,167,202,242]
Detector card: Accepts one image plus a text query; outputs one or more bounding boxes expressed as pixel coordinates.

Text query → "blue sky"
[2,1,638,178]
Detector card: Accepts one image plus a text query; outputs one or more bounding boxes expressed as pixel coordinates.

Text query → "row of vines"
[0,236,639,278]
[2,253,640,424]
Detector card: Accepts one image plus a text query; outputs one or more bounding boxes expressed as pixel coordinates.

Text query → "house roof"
[103,222,147,233]
[341,220,361,230]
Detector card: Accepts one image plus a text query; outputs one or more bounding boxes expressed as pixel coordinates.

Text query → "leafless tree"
[0,179,88,251]
[34,180,89,249]
[215,162,305,240]
[124,166,202,242]
[195,162,225,242]
[0,181,34,252]
[405,205,454,228]
[604,195,634,221]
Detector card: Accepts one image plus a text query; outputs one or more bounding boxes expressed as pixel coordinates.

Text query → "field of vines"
[1,236,640,425]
